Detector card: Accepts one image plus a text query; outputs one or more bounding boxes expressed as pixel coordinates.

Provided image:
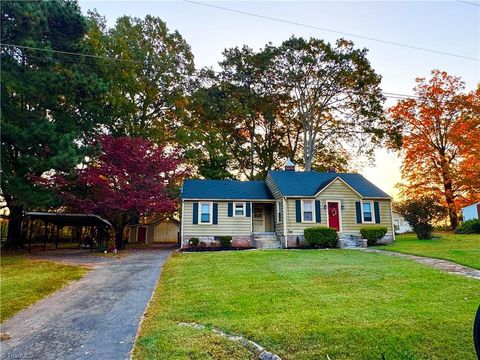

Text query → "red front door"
[137,226,147,243]
[327,202,340,231]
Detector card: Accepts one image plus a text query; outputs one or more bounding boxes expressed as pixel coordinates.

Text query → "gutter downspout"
[389,200,396,242]
[282,197,288,248]
[180,199,185,248]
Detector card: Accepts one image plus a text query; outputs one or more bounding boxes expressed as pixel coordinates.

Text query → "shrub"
[218,236,232,248]
[188,237,199,247]
[360,226,388,246]
[395,197,446,239]
[455,219,480,234]
[304,226,338,248]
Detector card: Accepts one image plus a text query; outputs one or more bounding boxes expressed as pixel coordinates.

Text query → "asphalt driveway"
[1,250,171,360]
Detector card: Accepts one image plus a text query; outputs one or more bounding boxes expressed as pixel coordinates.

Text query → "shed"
[129,218,180,245]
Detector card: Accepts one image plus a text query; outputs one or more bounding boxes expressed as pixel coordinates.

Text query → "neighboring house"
[129,218,180,244]
[180,163,394,249]
[461,202,480,221]
[392,211,413,233]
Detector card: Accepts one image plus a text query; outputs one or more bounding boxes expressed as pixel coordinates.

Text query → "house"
[129,218,180,244]
[180,163,395,249]
[392,211,413,233]
[461,202,480,221]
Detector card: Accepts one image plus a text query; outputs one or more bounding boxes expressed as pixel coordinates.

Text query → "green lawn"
[134,250,480,360]
[0,253,87,322]
[379,232,480,269]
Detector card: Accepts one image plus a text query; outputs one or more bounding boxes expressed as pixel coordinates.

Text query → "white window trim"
[361,200,375,224]
[326,200,343,232]
[233,202,246,217]
[301,199,315,223]
[198,201,213,225]
[276,200,282,223]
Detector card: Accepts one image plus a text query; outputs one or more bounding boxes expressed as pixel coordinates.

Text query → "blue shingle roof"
[181,179,274,200]
[268,171,391,198]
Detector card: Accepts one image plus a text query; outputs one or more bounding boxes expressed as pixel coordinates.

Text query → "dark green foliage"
[304,226,338,248]
[360,226,388,245]
[188,237,199,247]
[395,197,446,240]
[1,0,107,247]
[455,219,480,234]
[218,236,232,248]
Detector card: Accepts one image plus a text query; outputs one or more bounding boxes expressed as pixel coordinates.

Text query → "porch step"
[253,235,281,249]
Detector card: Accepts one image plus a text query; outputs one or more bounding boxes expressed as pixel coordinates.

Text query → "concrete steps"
[253,235,281,249]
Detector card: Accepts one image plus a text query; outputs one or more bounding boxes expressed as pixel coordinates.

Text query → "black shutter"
[295,200,301,223]
[193,202,198,224]
[355,201,362,224]
[246,202,251,217]
[227,202,233,217]
[315,200,321,223]
[374,202,381,223]
[213,203,218,224]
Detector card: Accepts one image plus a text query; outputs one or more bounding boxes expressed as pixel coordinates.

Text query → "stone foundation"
[284,235,306,247]
[182,235,252,248]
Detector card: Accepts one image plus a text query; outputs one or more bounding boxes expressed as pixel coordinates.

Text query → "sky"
[78,0,480,199]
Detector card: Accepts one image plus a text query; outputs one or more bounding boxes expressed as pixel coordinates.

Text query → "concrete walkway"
[364,249,480,280]
[1,250,171,360]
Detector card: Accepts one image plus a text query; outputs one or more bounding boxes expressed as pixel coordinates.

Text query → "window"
[234,202,245,217]
[200,202,212,224]
[302,200,314,222]
[394,219,400,231]
[362,201,374,223]
[277,201,282,223]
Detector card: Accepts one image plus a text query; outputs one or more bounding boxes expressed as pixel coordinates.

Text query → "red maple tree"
[58,135,185,249]
[388,70,480,229]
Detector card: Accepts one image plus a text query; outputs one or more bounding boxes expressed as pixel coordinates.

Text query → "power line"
[2,43,422,101]
[0,43,145,65]
[184,0,480,62]
[456,0,480,6]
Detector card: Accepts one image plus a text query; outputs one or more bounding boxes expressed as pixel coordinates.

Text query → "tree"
[53,136,184,250]
[388,70,480,230]
[85,12,195,141]
[395,197,446,239]
[1,0,107,248]
[273,37,385,171]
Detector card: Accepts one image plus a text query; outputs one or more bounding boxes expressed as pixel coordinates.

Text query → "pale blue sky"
[78,1,480,198]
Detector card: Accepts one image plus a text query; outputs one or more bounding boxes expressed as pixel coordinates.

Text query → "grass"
[0,252,87,322]
[378,232,480,269]
[133,250,480,360]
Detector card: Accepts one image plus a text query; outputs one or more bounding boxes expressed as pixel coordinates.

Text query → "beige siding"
[285,178,393,235]
[182,201,252,236]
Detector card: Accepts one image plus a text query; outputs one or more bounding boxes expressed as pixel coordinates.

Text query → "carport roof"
[26,212,112,227]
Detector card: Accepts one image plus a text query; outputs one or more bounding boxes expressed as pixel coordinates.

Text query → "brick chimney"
[285,158,295,171]
[327,166,337,173]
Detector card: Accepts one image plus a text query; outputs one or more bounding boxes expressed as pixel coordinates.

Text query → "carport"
[24,212,112,252]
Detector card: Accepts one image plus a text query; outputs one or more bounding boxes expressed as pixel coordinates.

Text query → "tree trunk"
[6,204,24,249]
[115,227,125,250]
[440,159,458,230]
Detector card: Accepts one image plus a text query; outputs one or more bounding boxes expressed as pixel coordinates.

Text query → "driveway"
[1,250,172,360]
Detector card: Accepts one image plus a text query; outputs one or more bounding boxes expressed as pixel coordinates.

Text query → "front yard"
[0,253,87,322]
[379,232,480,269]
[133,250,479,360]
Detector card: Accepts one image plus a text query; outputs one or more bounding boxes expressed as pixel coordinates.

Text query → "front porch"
[251,203,281,249]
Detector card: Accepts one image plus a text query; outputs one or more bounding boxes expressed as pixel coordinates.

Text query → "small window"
[200,202,211,224]
[277,201,282,223]
[362,201,373,223]
[234,202,245,217]
[302,200,314,222]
